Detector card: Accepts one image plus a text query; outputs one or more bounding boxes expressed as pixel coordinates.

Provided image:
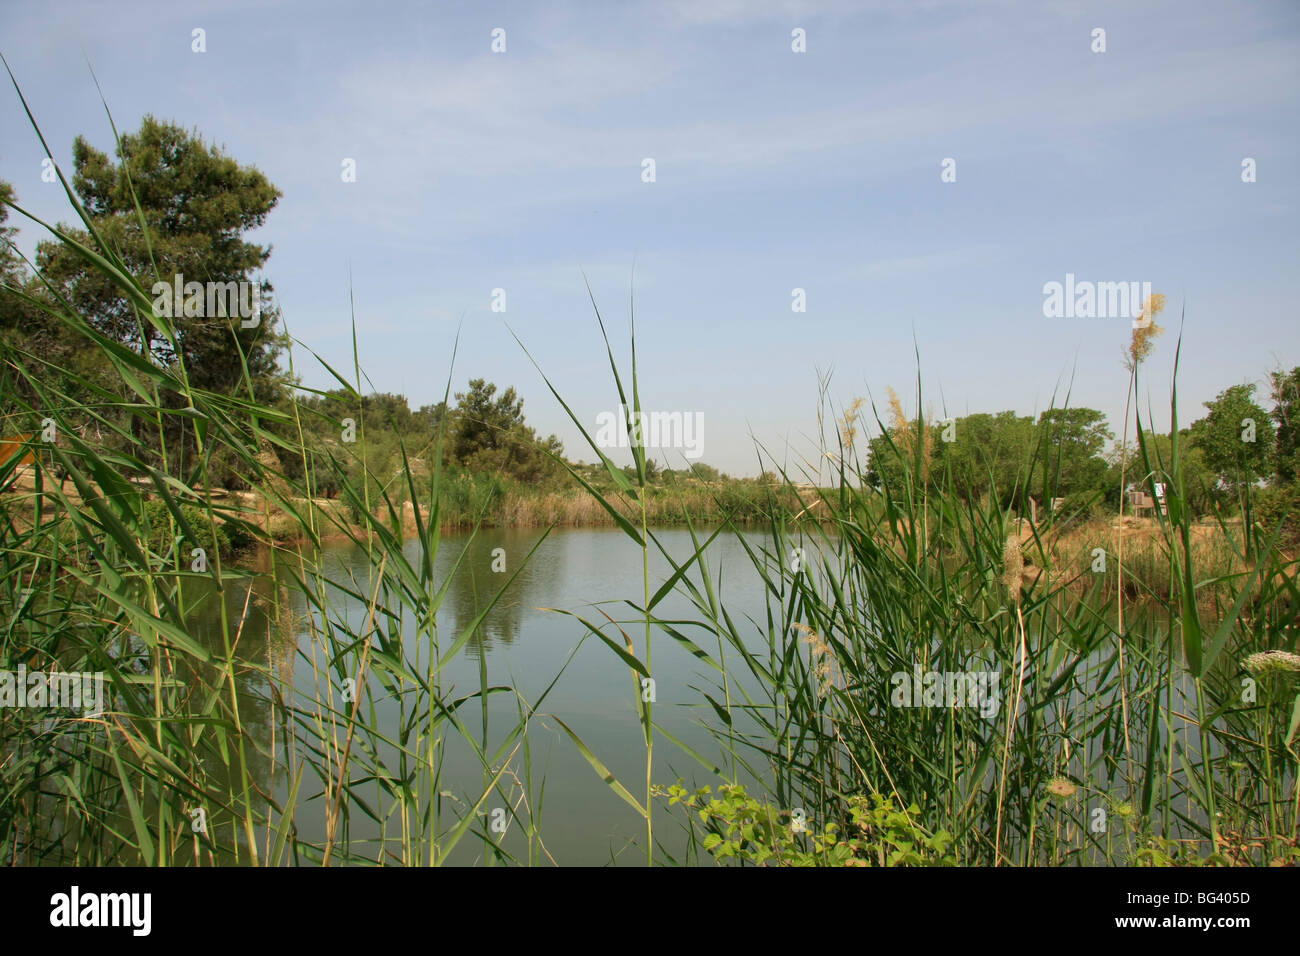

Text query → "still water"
[185,526,778,865]
[174,525,1214,866]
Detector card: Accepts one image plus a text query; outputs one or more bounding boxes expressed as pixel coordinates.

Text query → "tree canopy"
[1191,384,1275,492]
[33,115,287,396]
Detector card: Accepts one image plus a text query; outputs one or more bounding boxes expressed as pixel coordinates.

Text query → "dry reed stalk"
[840,397,866,451]
[886,387,933,485]
[995,534,1027,864]
[1116,292,1166,786]
[321,552,388,866]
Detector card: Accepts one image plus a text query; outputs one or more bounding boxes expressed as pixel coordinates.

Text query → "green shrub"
[141,498,250,561]
[1255,483,1300,552]
[661,782,957,867]
[1058,489,1107,524]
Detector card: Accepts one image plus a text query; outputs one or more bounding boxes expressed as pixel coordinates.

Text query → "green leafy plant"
[662,782,957,866]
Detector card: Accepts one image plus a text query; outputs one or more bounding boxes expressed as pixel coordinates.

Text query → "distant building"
[1125,482,1167,517]
[1127,489,1165,516]
[1025,496,1068,523]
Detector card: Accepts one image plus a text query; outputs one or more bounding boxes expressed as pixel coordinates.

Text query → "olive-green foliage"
[1270,366,1300,484]
[1035,407,1113,499]
[1255,482,1300,551]
[0,117,292,486]
[286,381,566,509]
[36,117,286,391]
[1191,383,1275,490]
[933,410,1036,507]
[866,393,1284,524]
[868,406,1115,509]
[141,498,250,561]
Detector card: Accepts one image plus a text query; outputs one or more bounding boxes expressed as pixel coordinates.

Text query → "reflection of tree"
[159,531,563,858]
[174,572,284,859]
[444,531,551,659]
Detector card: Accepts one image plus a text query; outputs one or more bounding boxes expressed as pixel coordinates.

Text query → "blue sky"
[2,0,1297,476]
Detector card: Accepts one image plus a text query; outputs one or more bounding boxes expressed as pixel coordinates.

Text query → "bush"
[660,781,957,867]
[1057,489,1107,524]
[1255,483,1300,552]
[141,498,251,561]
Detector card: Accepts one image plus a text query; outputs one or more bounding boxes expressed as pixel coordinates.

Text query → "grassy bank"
[0,458,809,549]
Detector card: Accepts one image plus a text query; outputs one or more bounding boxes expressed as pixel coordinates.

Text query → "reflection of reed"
[266,582,300,685]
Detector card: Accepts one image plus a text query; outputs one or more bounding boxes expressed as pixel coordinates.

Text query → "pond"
[182,526,780,865]
[165,522,1231,866]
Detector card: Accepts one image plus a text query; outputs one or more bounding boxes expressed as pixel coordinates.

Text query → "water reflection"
[170,526,747,864]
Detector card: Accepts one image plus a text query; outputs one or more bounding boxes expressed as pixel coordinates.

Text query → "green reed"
[0,74,568,867]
